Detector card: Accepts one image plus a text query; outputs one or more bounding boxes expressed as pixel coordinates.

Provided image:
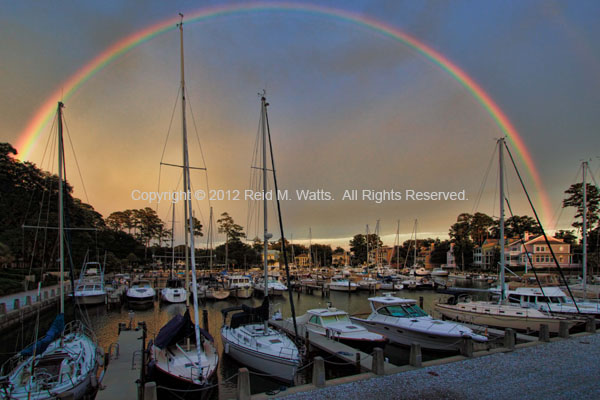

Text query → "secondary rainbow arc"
[13,1,552,223]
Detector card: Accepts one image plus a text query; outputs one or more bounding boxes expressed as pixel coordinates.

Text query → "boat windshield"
[377,304,428,318]
[320,314,350,325]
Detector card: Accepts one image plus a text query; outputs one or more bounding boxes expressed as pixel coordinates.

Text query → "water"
[0,283,488,399]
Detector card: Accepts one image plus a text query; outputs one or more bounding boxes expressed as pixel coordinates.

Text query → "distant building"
[443,243,457,269]
[332,251,350,266]
[261,250,280,266]
[295,254,311,267]
[473,239,499,270]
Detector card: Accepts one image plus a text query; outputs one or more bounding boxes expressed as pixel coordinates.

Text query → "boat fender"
[224,342,229,354]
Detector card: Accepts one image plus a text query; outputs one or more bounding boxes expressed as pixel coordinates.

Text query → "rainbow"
[14,1,552,223]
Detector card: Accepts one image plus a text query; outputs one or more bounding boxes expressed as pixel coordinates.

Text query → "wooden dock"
[269,319,398,374]
[97,327,145,400]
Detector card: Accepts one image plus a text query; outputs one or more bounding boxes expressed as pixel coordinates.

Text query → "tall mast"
[395,220,400,272]
[309,227,313,268]
[179,15,190,305]
[366,224,370,267]
[413,219,417,266]
[498,138,506,302]
[261,94,270,302]
[179,15,203,367]
[209,207,213,270]
[582,161,588,298]
[171,200,175,274]
[57,102,65,314]
[376,219,380,269]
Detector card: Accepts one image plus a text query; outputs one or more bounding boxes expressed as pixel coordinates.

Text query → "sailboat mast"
[413,220,417,266]
[179,16,190,303]
[171,200,175,273]
[57,102,65,314]
[179,16,203,367]
[582,161,588,298]
[395,220,400,271]
[366,224,370,267]
[261,95,269,299]
[498,138,506,302]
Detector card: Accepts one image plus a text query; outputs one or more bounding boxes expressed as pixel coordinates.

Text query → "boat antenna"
[264,92,299,340]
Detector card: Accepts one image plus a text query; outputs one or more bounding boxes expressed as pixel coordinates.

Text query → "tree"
[491,215,541,238]
[469,212,494,245]
[430,240,450,265]
[554,230,577,245]
[132,208,165,259]
[563,182,600,231]
[217,212,245,269]
[449,213,474,268]
[349,234,382,265]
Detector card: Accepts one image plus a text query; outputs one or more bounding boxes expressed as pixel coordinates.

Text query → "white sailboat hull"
[221,331,298,381]
[161,288,187,304]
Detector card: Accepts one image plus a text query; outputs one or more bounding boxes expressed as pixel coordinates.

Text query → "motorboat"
[220,299,300,381]
[205,285,231,300]
[351,293,487,351]
[225,275,254,299]
[254,277,287,296]
[73,260,106,306]
[414,267,430,276]
[379,278,404,291]
[296,307,387,353]
[431,268,449,277]
[327,276,358,292]
[357,277,381,291]
[126,280,155,307]
[160,278,187,304]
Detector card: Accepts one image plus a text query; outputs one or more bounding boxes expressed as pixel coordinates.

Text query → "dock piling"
[419,296,424,309]
[460,337,473,357]
[539,324,550,342]
[558,321,569,338]
[409,343,422,367]
[504,328,515,350]
[143,382,156,400]
[372,347,385,375]
[586,317,596,333]
[312,356,326,387]
[236,367,251,400]
[355,352,361,372]
[13,299,20,310]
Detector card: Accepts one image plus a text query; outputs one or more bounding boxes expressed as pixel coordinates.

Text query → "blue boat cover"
[21,314,65,356]
[155,309,213,349]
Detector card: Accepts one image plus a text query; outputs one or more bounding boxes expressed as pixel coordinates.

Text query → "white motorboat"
[431,268,449,277]
[327,276,358,292]
[126,280,155,307]
[296,307,387,353]
[226,275,254,299]
[254,277,287,296]
[503,286,600,316]
[357,277,381,291]
[379,279,404,291]
[205,286,231,300]
[414,267,430,276]
[73,260,106,306]
[161,278,187,304]
[221,299,300,382]
[351,293,487,351]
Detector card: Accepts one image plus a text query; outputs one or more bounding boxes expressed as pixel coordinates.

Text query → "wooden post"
[355,352,361,372]
[25,296,32,306]
[144,382,156,400]
[312,356,326,388]
[13,299,20,310]
[236,368,251,400]
[558,321,569,338]
[419,296,424,309]
[203,309,209,333]
[539,324,550,342]
[409,343,422,367]
[586,317,596,333]
[460,337,473,357]
[372,347,385,375]
[504,328,515,350]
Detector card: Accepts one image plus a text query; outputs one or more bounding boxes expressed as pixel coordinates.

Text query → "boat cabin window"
[309,315,321,325]
[377,304,427,318]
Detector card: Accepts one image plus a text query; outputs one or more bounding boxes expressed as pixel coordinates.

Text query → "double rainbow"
[13,2,552,223]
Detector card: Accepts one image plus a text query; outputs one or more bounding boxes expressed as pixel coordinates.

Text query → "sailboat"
[0,102,101,399]
[435,138,580,333]
[220,94,300,382]
[150,16,218,388]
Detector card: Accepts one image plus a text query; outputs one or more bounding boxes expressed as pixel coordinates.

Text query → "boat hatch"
[269,339,282,344]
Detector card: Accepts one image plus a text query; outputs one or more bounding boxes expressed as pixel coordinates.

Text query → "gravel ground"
[280,334,600,400]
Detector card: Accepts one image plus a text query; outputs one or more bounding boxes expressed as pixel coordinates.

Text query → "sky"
[1,0,599,248]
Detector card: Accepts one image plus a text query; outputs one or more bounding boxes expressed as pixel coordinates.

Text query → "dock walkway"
[269,319,398,374]
[97,329,144,400]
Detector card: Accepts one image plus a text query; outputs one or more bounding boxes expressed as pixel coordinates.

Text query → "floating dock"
[269,319,399,374]
[97,325,146,400]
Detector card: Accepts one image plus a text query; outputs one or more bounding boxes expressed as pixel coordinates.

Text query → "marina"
[2,2,600,399]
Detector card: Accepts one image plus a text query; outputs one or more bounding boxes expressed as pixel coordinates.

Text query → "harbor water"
[0,281,489,399]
